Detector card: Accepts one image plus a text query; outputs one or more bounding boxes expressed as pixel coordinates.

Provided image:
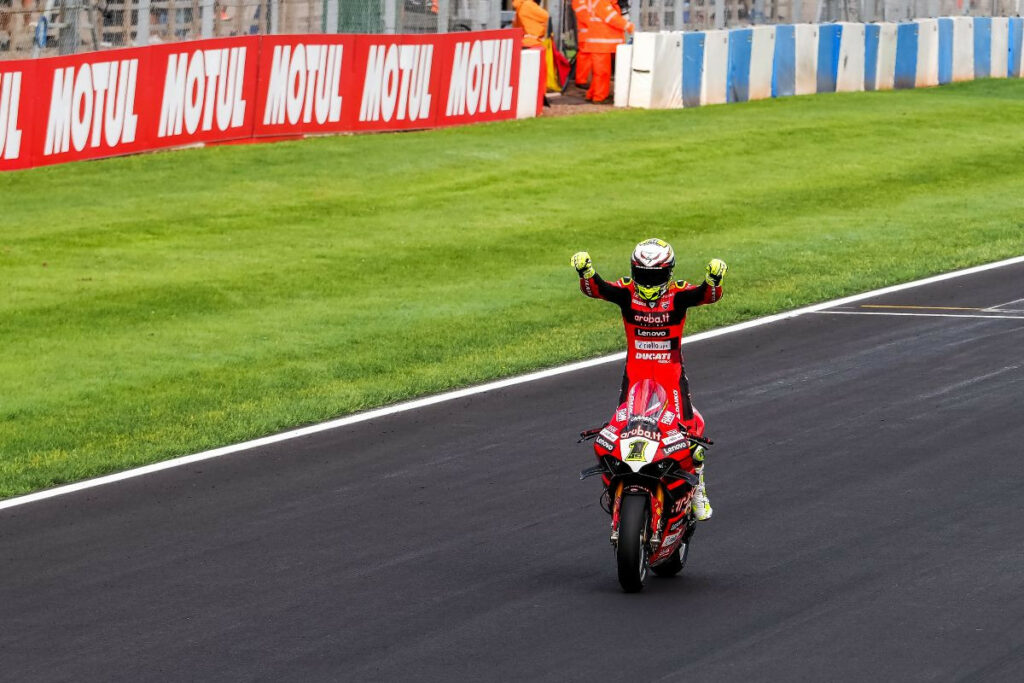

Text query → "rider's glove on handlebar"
[705,258,728,286]
[572,251,595,279]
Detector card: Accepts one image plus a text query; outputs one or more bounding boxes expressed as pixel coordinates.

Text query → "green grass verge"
[2,79,1023,498]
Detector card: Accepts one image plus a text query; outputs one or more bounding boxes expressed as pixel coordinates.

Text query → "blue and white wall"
[617,17,1024,108]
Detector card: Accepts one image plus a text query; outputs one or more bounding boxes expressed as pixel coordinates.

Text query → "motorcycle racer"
[571,238,727,520]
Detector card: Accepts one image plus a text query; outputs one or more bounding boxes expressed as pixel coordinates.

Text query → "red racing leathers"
[579,273,723,425]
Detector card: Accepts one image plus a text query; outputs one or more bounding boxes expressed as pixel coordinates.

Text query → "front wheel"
[616,494,650,593]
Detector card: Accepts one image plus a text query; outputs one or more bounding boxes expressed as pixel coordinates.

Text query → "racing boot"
[692,464,713,521]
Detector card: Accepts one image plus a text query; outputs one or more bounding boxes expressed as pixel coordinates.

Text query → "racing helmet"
[631,238,675,302]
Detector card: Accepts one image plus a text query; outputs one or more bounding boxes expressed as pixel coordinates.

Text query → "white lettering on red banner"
[44,59,139,156]
[159,47,248,137]
[445,38,514,117]
[0,71,23,160]
[263,44,344,126]
[359,44,433,123]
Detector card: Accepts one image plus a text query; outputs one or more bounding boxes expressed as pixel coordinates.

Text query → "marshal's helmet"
[631,238,675,302]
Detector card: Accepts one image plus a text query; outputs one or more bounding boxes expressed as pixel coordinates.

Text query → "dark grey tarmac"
[3,264,1024,682]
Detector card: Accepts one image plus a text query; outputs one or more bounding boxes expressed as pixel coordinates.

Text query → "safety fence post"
[201,0,214,38]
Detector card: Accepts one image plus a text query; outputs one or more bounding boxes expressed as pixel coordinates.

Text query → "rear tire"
[652,519,695,578]
[616,494,650,593]
[651,546,684,577]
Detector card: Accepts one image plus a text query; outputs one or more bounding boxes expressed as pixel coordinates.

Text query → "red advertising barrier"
[0,29,524,172]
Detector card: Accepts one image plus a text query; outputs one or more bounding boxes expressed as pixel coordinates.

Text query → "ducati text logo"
[0,71,23,160]
[161,47,248,137]
[624,440,647,462]
[636,351,672,362]
[263,44,344,127]
[44,59,139,156]
[445,38,515,116]
[360,43,433,123]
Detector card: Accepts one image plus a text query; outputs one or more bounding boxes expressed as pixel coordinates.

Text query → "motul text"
[44,59,139,156]
[359,43,433,123]
[263,43,344,126]
[159,47,248,137]
[445,38,515,116]
[0,71,23,160]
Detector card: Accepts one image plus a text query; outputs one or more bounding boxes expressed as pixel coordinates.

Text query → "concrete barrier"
[836,22,866,92]
[702,30,730,105]
[991,17,1009,79]
[865,23,880,91]
[615,18,1024,111]
[817,23,841,92]
[749,26,776,100]
[938,17,954,85]
[627,34,655,108]
[894,22,919,89]
[727,28,754,103]
[772,24,796,97]
[974,17,992,79]
[952,16,974,82]
[628,32,683,109]
[916,18,940,87]
[875,23,899,90]
[614,44,632,107]
[682,32,705,107]
[1010,18,1024,77]
[795,24,820,95]
[516,48,543,119]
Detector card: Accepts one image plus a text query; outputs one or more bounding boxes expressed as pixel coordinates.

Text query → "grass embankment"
[2,80,1023,498]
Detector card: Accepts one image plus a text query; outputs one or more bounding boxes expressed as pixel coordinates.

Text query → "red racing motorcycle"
[580,378,713,592]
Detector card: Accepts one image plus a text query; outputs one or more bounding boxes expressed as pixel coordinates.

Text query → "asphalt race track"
[3,264,1024,682]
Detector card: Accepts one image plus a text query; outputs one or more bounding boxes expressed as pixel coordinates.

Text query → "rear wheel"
[616,494,650,593]
[651,547,684,577]
[652,520,695,578]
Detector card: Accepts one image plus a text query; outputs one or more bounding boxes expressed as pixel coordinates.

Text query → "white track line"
[3,254,1023,512]
[817,311,1024,321]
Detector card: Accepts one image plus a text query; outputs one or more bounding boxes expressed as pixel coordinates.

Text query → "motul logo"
[44,59,139,156]
[359,44,433,123]
[445,38,514,117]
[263,44,343,126]
[159,47,248,137]
[0,71,23,160]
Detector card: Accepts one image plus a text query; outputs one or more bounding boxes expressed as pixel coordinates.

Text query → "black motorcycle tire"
[651,543,687,577]
[616,494,650,593]
[652,521,694,577]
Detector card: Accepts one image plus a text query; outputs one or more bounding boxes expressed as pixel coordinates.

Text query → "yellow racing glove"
[705,258,728,286]
[571,251,595,279]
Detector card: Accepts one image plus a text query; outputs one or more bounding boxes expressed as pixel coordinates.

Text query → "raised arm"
[673,258,728,308]
[571,251,632,306]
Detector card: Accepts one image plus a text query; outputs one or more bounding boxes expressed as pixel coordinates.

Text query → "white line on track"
[816,311,1024,321]
[3,254,1024,512]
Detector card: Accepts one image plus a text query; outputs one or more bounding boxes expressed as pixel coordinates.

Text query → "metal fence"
[0,0,504,58]
[630,0,1024,29]
[2,0,1022,59]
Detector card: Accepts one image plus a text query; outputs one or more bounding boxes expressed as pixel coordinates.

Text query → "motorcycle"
[579,378,713,593]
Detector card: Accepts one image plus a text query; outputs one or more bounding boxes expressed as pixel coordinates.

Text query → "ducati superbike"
[579,378,713,593]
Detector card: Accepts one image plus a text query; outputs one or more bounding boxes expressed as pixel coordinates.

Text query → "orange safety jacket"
[584,0,633,54]
[513,0,549,49]
[571,0,591,52]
